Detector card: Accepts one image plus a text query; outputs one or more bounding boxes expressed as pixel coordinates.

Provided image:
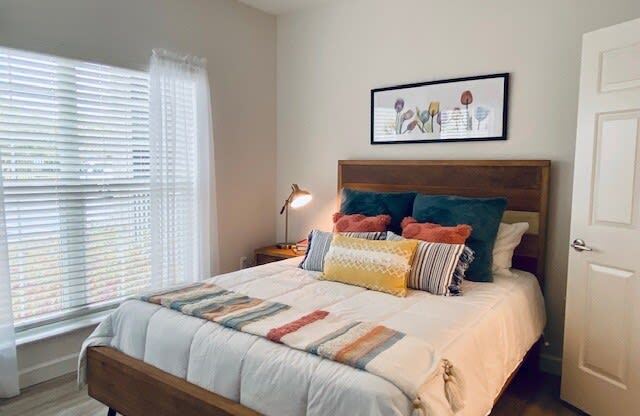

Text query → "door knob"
[571,239,593,252]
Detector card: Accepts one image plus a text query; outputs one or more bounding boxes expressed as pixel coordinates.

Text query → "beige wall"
[0,0,276,386]
[276,0,640,368]
[16,327,94,388]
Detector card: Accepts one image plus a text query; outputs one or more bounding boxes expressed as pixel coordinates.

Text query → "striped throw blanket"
[140,283,463,415]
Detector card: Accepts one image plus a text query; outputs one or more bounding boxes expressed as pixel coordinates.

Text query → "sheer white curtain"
[149,49,218,287]
[0,160,19,398]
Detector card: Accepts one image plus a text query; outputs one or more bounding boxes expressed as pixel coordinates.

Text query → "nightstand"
[254,245,302,266]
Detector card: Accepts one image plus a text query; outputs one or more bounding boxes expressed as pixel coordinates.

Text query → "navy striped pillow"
[299,230,386,272]
[386,232,474,296]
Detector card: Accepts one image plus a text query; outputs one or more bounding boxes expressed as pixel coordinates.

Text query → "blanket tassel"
[443,359,465,413]
[412,397,427,416]
[412,359,464,416]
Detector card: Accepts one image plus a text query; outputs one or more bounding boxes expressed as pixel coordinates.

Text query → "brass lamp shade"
[288,184,312,209]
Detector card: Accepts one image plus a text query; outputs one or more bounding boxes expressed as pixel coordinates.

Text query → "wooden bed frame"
[87,159,550,416]
[337,160,550,285]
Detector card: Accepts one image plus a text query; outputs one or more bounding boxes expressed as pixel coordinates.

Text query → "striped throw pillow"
[387,231,474,296]
[299,230,386,272]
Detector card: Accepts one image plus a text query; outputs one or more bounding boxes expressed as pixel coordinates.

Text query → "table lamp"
[277,184,312,249]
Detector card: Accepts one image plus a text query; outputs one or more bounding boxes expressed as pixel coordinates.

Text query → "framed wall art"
[371,73,509,144]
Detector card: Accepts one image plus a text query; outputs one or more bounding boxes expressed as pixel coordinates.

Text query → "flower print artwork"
[372,74,508,144]
[393,99,416,134]
[475,106,490,130]
[460,90,473,131]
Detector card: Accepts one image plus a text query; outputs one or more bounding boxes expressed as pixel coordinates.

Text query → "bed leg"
[107,408,117,416]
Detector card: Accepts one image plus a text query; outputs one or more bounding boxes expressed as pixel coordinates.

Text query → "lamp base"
[276,242,296,249]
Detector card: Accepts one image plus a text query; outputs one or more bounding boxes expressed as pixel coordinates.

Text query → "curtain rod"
[152,48,206,67]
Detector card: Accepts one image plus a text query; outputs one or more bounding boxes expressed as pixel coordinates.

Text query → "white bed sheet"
[80,258,545,416]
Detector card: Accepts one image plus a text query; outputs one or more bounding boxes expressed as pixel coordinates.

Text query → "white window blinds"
[0,47,151,328]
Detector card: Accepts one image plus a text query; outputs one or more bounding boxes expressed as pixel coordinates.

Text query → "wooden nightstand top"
[254,245,301,259]
[254,245,304,266]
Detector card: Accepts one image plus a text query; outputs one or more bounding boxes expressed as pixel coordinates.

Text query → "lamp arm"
[279,189,294,215]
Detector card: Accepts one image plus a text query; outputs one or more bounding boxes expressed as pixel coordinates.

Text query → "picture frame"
[371,73,509,145]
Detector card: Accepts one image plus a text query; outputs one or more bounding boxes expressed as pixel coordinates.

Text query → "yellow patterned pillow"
[321,234,418,296]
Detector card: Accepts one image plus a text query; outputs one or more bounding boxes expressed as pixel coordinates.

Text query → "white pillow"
[492,222,529,272]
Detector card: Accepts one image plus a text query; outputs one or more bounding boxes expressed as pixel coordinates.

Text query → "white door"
[562,17,640,415]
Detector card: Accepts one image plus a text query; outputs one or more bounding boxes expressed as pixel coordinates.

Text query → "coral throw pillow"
[333,213,391,232]
[401,217,472,244]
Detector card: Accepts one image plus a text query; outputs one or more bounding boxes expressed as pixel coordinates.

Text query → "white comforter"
[79,258,545,416]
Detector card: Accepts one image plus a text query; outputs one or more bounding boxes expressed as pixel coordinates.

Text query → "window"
[0,47,151,329]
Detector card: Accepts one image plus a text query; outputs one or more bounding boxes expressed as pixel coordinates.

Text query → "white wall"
[276,0,640,369]
[0,0,276,387]
[16,327,94,388]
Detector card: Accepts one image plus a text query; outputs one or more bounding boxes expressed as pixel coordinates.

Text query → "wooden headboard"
[337,160,550,286]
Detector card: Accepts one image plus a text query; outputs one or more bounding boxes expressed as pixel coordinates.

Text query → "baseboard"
[19,352,78,389]
[539,353,562,376]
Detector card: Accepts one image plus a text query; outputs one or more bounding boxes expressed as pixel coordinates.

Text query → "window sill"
[16,308,114,346]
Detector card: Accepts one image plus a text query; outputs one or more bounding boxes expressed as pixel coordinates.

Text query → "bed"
[81,159,550,416]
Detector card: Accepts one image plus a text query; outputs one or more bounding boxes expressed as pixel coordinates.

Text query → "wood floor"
[491,368,584,416]
[0,368,583,416]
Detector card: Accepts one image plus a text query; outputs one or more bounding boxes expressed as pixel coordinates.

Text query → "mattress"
[79,257,545,416]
